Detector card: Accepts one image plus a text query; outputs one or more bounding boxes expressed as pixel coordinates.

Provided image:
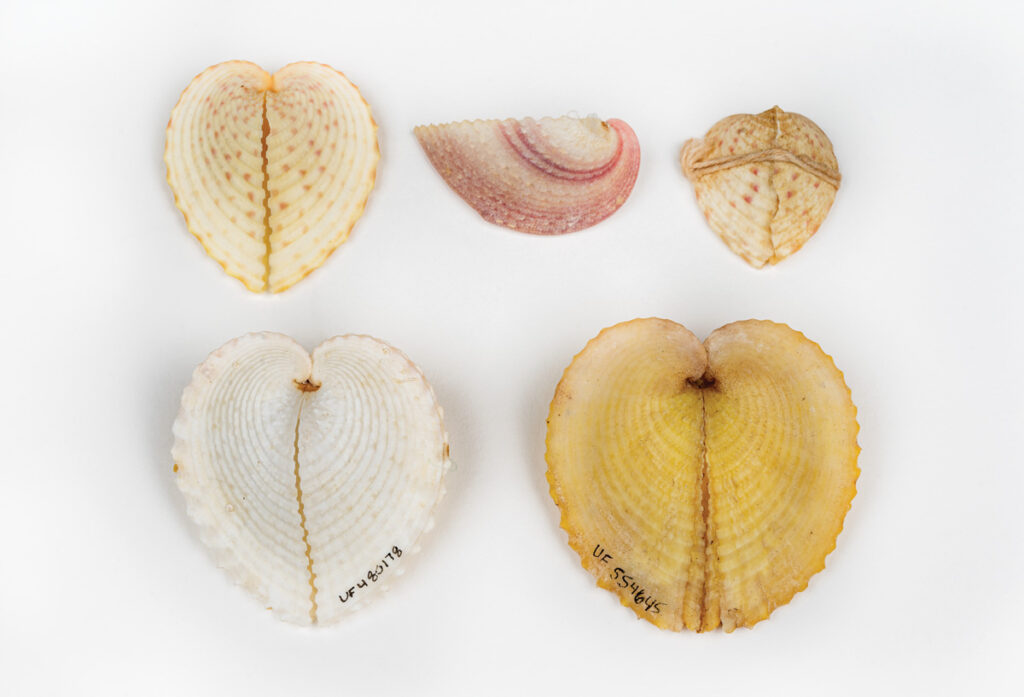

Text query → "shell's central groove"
[259,91,272,290]
[696,388,712,631]
[293,397,318,623]
[766,108,782,261]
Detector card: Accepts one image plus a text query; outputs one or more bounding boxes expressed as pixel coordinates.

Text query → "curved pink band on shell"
[415,116,640,235]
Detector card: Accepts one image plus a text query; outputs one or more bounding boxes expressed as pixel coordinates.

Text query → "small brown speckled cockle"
[681,106,841,267]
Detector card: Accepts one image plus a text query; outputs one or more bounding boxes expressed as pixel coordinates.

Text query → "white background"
[2,1,1022,694]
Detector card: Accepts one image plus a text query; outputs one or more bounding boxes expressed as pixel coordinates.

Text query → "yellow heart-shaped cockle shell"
[546,318,859,632]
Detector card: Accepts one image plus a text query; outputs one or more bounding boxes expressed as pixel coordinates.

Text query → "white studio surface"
[1,1,1021,694]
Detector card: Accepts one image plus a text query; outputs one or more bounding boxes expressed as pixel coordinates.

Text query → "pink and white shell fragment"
[415,115,640,235]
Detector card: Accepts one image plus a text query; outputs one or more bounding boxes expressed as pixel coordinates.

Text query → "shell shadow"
[518,349,579,566]
[145,341,201,537]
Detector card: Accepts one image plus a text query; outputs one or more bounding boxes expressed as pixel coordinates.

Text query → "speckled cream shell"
[172,333,450,625]
[165,61,378,292]
[680,107,840,267]
[415,116,640,234]
[546,319,859,632]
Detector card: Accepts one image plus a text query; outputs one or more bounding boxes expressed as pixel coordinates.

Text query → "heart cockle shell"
[414,116,640,235]
[680,107,840,267]
[546,318,859,632]
[172,333,450,625]
[165,61,379,292]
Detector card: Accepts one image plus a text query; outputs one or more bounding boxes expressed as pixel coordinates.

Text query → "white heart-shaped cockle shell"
[172,333,313,624]
[172,333,450,625]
